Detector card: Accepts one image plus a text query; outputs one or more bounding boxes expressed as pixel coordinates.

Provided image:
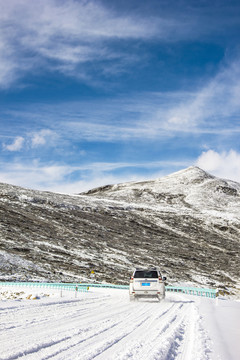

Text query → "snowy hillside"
[0,286,239,360]
[0,166,239,296]
[84,166,240,218]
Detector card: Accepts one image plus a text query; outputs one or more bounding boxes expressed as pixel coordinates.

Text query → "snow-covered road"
[0,288,239,360]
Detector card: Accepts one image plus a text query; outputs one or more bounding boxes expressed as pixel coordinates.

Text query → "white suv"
[129,268,166,301]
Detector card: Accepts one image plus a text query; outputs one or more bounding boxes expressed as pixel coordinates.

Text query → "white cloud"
[2,129,58,152]
[196,149,240,182]
[146,58,240,134]
[0,162,72,189]
[3,136,24,151]
[31,129,56,147]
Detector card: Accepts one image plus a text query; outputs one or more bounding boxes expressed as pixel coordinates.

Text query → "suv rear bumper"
[130,290,162,296]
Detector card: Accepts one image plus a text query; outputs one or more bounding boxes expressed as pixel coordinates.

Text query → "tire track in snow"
[177,302,212,360]
[0,292,141,359]
[0,291,212,360]
[142,299,212,360]
[45,301,179,360]
[86,302,186,360]
[19,302,157,360]
[0,293,121,333]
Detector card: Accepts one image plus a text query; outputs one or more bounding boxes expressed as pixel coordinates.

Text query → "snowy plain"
[0,286,239,360]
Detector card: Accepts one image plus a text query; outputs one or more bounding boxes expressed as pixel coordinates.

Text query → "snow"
[199,298,240,360]
[0,286,239,360]
[0,250,45,281]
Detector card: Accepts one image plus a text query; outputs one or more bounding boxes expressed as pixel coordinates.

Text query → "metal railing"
[0,282,218,298]
[165,285,217,298]
[0,282,88,292]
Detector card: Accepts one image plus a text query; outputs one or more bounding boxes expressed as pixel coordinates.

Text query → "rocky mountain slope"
[0,166,239,295]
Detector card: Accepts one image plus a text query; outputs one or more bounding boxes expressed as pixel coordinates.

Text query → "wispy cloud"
[0,0,159,87]
[31,129,57,148]
[3,136,25,151]
[153,58,240,133]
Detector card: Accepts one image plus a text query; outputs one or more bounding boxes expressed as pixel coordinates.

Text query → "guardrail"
[165,286,217,298]
[0,282,88,293]
[0,282,218,298]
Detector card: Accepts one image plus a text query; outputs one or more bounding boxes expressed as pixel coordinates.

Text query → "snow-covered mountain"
[0,166,239,296]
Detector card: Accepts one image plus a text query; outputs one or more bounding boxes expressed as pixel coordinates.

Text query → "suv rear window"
[134,270,158,278]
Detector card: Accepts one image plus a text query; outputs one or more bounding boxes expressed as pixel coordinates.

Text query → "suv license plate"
[142,283,150,286]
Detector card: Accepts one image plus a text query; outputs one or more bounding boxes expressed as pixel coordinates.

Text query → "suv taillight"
[130,276,134,281]
[159,277,162,281]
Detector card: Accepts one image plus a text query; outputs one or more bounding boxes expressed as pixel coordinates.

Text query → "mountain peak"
[82,166,214,197]
[161,166,214,184]
[81,166,240,214]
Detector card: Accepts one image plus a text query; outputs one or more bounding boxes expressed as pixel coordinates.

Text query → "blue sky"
[1,0,240,193]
